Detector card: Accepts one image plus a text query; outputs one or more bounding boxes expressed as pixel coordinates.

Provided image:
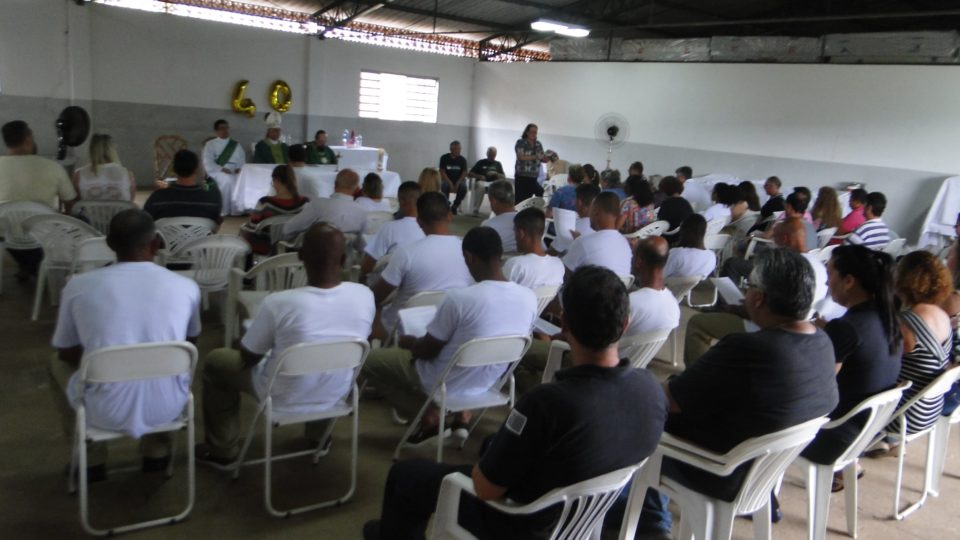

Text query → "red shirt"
[840,207,865,235]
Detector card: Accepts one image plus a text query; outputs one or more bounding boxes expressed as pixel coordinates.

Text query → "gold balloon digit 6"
[231,80,256,117]
[269,80,292,113]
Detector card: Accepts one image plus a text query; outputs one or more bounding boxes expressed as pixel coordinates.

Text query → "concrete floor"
[2,207,959,538]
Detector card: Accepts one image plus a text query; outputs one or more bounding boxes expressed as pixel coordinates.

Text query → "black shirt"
[760,194,785,218]
[480,361,667,505]
[144,183,222,223]
[439,153,468,183]
[470,158,505,180]
[657,196,694,232]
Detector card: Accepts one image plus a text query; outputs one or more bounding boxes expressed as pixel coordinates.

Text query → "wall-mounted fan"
[55,106,91,160]
[594,113,630,170]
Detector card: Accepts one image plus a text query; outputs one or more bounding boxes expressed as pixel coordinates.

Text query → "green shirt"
[253,140,289,164]
[306,143,338,165]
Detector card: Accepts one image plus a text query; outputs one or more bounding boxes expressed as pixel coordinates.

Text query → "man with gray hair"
[481,180,518,253]
[628,247,839,537]
[467,146,505,216]
[282,168,367,239]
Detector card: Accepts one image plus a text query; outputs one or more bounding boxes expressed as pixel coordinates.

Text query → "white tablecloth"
[920,176,960,248]
[331,146,387,171]
[232,164,401,213]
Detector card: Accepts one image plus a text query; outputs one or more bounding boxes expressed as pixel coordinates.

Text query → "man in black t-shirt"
[467,146,506,215]
[760,176,785,219]
[362,266,667,540]
[439,140,468,214]
[144,149,223,224]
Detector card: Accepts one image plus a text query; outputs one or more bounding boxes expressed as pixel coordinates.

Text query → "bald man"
[627,236,681,337]
[685,217,831,367]
[282,168,367,240]
[198,223,375,465]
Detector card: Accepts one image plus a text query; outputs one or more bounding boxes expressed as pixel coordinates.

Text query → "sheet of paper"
[710,277,744,305]
[533,317,561,336]
[553,208,577,245]
[398,306,437,338]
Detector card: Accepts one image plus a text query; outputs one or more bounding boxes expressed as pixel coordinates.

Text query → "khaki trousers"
[682,313,746,367]
[360,348,428,420]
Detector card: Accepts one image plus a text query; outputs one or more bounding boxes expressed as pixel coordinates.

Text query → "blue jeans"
[604,484,672,534]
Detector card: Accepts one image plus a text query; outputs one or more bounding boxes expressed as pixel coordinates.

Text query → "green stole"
[215,139,238,167]
[267,140,284,164]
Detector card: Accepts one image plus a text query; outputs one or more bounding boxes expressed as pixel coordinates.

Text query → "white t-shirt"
[503,253,565,289]
[356,197,393,212]
[481,211,518,253]
[0,155,76,209]
[242,284,375,413]
[364,216,425,261]
[75,163,132,201]
[663,247,717,278]
[562,229,632,276]
[380,235,473,331]
[700,203,731,223]
[681,180,712,213]
[627,287,681,336]
[52,262,201,437]
[294,166,333,201]
[283,192,367,238]
[417,280,538,395]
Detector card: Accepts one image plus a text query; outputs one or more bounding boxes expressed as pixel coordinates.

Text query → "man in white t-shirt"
[550,182,598,255]
[359,181,424,284]
[627,236,681,337]
[49,210,201,478]
[371,192,473,337]
[362,227,538,445]
[480,180,518,253]
[562,191,632,277]
[198,224,375,465]
[676,165,710,212]
[288,143,331,201]
[283,168,366,239]
[1,120,79,277]
[503,207,565,289]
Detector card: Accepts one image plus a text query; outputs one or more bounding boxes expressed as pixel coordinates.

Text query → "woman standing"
[514,123,546,203]
[240,165,309,255]
[72,134,136,201]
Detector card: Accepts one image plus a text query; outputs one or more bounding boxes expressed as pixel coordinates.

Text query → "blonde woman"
[811,186,843,231]
[417,167,442,194]
[72,134,136,201]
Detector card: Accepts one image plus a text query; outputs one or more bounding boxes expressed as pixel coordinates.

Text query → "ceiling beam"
[611,8,960,32]
[352,1,515,30]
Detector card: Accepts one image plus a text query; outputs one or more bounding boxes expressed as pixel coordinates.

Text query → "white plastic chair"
[728,212,760,238]
[704,234,732,276]
[68,341,198,536]
[815,244,839,265]
[433,462,642,540]
[623,220,670,240]
[223,252,306,346]
[887,365,960,519]
[177,235,251,311]
[0,201,56,294]
[72,200,138,235]
[619,274,636,290]
[23,214,102,321]
[541,328,673,384]
[70,237,116,275]
[816,227,837,249]
[931,391,960,496]
[618,417,829,540]
[664,276,705,368]
[796,383,909,540]
[533,284,560,317]
[745,236,774,260]
[230,339,370,517]
[252,214,296,251]
[155,217,217,266]
[883,238,907,258]
[705,216,730,237]
[364,211,394,235]
[515,197,546,212]
[393,335,532,462]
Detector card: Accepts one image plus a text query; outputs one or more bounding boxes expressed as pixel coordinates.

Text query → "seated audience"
[563,191,632,277]
[289,143,330,201]
[636,248,839,536]
[467,146,505,215]
[657,176,694,232]
[371,192,472,335]
[439,140,468,214]
[362,265,666,540]
[197,224,374,465]
[359,181,424,284]
[600,169,625,200]
[628,160,648,182]
[546,163,583,216]
[677,165,710,212]
[503,208,565,289]
[838,188,868,235]
[700,182,737,223]
[305,129,337,165]
[251,116,288,164]
[144,149,222,224]
[417,167,442,194]
[755,191,817,250]
[793,186,813,220]
[545,149,569,179]
[733,181,761,220]
[868,250,952,456]
[760,176,785,218]
[356,173,392,212]
[812,186,843,231]
[202,120,244,216]
[283,169,366,239]
[549,182,598,255]
[362,227,537,445]
[49,210,201,478]
[239,165,309,255]
[663,214,717,278]
[844,192,891,250]
[582,163,600,186]
[626,236,681,337]
[619,175,656,234]
[73,133,136,202]
[481,180,518,253]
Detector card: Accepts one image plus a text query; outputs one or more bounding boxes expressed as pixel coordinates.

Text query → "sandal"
[406,424,451,447]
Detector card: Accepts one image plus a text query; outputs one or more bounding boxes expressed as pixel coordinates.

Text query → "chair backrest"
[533,285,560,316]
[78,341,198,385]
[0,201,56,249]
[245,252,306,290]
[619,328,673,370]
[619,275,635,289]
[155,217,217,257]
[449,335,532,369]
[625,220,670,240]
[548,173,569,189]
[405,290,448,309]
[829,382,911,468]
[815,244,839,264]
[384,197,400,212]
[664,275,703,302]
[23,214,102,264]
[817,227,838,248]
[730,212,760,237]
[154,135,188,181]
[72,200,138,235]
[364,211,395,235]
[71,237,116,274]
[883,238,907,258]
[705,217,729,236]
[703,233,731,251]
[515,197,546,212]
[269,339,370,380]
[254,214,297,247]
[181,235,251,288]
[891,365,960,433]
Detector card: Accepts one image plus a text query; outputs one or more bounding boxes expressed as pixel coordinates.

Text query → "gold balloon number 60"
[230,80,293,116]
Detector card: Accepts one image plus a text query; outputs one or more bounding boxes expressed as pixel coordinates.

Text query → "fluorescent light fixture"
[530,18,589,38]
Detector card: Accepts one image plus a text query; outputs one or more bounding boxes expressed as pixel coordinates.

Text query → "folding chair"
[385,290,448,346]
[231,339,370,517]
[796,382,909,540]
[72,200,138,235]
[433,462,642,540]
[70,237,116,275]
[394,335,532,462]
[0,201,55,295]
[23,214,102,320]
[541,327,673,384]
[154,217,217,266]
[223,252,306,346]
[68,341,198,536]
[532,284,560,317]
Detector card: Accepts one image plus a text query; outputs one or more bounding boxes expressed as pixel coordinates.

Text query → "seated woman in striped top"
[239,165,309,255]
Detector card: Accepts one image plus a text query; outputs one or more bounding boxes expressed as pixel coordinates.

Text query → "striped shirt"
[144,182,222,223]
[892,310,950,435]
[844,218,890,250]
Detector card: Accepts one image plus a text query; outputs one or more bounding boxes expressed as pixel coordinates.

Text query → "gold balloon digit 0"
[269,80,292,113]
[231,80,256,117]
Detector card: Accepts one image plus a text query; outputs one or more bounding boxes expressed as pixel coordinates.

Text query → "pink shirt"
[841,207,865,234]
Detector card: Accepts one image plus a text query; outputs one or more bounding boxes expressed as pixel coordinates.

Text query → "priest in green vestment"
[305,129,338,165]
[252,112,289,164]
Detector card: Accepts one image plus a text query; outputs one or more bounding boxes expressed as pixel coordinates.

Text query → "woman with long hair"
[240,164,309,255]
[618,176,656,234]
[417,167,442,194]
[356,172,391,212]
[663,214,716,278]
[72,133,136,201]
[812,186,843,231]
[514,123,546,203]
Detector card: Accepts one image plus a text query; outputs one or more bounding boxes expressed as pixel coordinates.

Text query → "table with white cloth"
[232,164,401,213]
[920,175,960,248]
[331,145,388,171]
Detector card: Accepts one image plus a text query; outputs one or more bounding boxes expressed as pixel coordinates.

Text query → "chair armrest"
[541,340,571,384]
[822,381,912,430]
[657,433,747,477]
[434,472,475,535]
